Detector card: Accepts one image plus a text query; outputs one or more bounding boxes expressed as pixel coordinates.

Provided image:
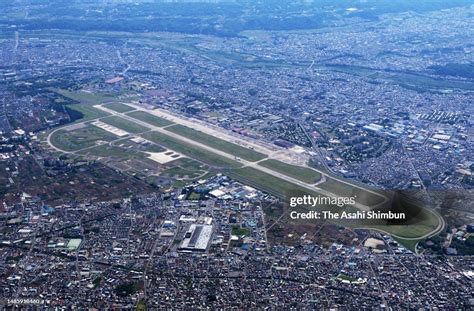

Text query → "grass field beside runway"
[365,206,441,239]
[103,102,136,113]
[226,167,318,199]
[77,144,146,159]
[51,88,115,104]
[101,116,149,134]
[67,104,111,121]
[166,124,266,162]
[318,177,384,206]
[114,138,166,153]
[46,106,441,242]
[126,111,174,127]
[142,131,241,169]
[259,159,321,183]
[50,125,117,152]
[162,166,207,179]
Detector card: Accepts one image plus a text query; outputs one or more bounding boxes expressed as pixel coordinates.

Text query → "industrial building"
[179,224,213,252]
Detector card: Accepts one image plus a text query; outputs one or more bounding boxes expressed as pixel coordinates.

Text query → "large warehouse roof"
[179,224,212,252]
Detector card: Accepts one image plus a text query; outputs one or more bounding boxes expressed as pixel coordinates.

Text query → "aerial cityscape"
[0,0,473,309]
